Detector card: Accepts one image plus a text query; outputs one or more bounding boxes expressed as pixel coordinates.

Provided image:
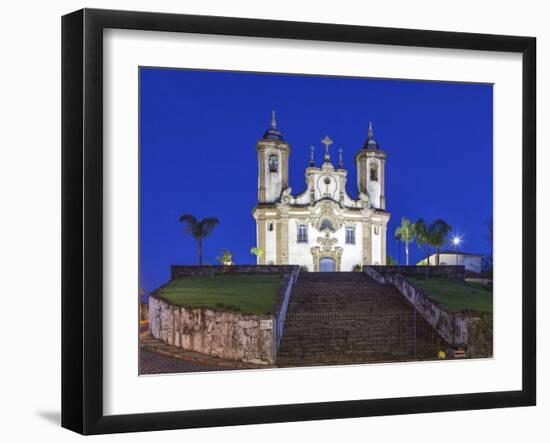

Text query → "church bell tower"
[355,122,386,209]
[256,111,291,203]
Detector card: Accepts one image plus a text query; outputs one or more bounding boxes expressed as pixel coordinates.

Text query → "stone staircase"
[276,272,448,367]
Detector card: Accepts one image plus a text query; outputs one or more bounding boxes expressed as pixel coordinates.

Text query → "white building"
[252,112,390,272]
[417,252,483,274]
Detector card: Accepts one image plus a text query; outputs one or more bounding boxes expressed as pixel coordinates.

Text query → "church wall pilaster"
[362,221,372,265]
[276,218,289,264]
[380,159,386,210]
[281,149,289,190]
[356,155,367,194]
[281,219,289,264]
[381,224,387,265]
[258,219,267,264]
[257,147,267,202]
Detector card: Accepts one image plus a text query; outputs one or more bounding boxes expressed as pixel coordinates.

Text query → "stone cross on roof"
[321,135,333,161]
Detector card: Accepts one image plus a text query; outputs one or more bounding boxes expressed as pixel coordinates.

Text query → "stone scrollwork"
[317,231,338,251]
[311,201,344,232]
[280,187,293,205]
[359,191,370,209]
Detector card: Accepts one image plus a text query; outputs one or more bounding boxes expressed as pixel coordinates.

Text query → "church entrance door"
[319,257,336,272]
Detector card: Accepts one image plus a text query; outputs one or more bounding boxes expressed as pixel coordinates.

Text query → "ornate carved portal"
[310,231,343,271]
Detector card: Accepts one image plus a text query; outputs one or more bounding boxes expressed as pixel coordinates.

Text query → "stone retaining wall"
[367,265,465,281]
[386,273,467,346]
[149,296,276,365]
[171,265,298,279]
[364,266,492,358]
[149,266,300,365]
[139,300,149,322]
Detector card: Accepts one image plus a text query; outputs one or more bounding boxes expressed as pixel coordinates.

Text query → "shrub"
[215,249,233,265]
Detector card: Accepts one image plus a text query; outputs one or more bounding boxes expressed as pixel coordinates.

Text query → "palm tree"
[415,218,431,266]
[394,217,416,265]
[179,214,219,266]
[428,219,452,265]
[395,231,402,264]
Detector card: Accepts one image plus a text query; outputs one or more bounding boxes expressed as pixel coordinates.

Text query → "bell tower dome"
[355,121,387,209]
[256,111,291,203]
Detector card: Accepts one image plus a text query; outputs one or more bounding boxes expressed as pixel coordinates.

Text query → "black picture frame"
[62,8,536,435]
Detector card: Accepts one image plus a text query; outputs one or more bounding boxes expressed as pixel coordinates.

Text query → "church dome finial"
[363,120,379,149]
[262,109,284,141]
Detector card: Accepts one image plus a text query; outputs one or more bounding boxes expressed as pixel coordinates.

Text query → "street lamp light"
[452,236,461,265]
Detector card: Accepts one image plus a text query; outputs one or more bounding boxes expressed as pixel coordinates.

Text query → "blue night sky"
[140,68,493,294]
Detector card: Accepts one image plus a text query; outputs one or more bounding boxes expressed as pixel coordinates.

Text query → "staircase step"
[277,272,447,366]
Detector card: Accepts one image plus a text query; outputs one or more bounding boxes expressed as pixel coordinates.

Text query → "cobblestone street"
[139,333,267,374]
[139,350,228,374]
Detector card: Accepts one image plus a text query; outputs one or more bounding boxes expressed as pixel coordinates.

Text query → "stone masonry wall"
[386,273,466,346]
[368,265,465,281]
[463,312,493,358]
[139,300,149,322]
[149,296,276,365]
[171,265,298,279]
[364,266,492,358]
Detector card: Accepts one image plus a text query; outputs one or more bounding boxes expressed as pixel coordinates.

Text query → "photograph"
[138,68,494,374]
[0,0,543,440]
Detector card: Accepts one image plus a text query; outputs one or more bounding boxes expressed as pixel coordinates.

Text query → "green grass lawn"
[158,274,282,315]
[407,277,493,313]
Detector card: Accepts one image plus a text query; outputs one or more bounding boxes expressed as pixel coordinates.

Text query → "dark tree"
[415,218,431,265]
[179,214,220,266]
[428,219,452,265]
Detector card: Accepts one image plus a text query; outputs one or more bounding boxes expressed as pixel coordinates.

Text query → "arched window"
[320,219,334,232]
[345,226,355,244]
[297,224,308,243]
[269,155,279,172]
[370,164,378,181]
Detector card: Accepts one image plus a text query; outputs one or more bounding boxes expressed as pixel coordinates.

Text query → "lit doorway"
[319,257,336,272]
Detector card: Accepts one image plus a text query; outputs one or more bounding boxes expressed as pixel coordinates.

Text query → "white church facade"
[252,113,390,272]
